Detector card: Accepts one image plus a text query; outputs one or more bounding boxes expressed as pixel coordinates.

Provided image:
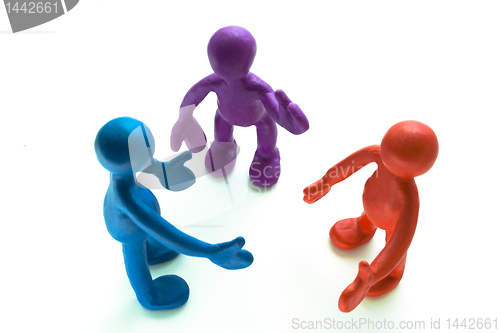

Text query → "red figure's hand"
[275,89,309,135]
[303,178,331,204]
[338,261,375,313]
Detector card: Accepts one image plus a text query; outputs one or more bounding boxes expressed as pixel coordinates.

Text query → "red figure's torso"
[362,158,417,232]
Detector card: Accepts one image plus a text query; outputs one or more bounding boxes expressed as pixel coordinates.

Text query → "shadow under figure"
[303,120,438,313]
[95,117,253,310]
[170,25,309,187]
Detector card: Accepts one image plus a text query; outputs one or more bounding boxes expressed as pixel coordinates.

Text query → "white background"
[1,1,499,332]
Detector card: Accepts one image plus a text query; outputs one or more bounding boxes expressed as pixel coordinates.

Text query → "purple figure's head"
[207,26,257,80]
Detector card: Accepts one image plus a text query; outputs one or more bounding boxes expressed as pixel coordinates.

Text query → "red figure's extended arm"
[370,179,419,282]
[303,145,380,204]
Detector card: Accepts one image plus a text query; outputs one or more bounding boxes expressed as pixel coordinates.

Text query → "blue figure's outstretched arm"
[142,151,196,191]
[117,185,253,269]
[261,89,309,135]
[141,158,168,188]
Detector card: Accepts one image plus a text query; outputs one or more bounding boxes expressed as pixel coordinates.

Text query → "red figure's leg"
[249,114,280,187]
[367,255,406,297]
[338,249,406,312]
[329,212,377,250]
[205,109,237,176]
[367,231,407,297]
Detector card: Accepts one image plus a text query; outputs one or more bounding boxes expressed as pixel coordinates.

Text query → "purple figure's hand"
[209,236,254,270]
[275,89,309,135]
[171,105,207,153]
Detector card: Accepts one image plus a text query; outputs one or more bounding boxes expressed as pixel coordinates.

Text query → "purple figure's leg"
[205,109,238,177]
[249,114,280,187]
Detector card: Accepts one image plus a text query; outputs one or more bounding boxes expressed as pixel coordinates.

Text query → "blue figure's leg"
[250,114,280,187]
[205,109,237,176]
[144,191,179,265]
[123,240,189,310]
[147,236,179,265]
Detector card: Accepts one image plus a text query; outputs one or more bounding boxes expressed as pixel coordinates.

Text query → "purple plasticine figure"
[171,26,309,187]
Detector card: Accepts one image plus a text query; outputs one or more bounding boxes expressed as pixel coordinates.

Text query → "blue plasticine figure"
[95,117,254,310]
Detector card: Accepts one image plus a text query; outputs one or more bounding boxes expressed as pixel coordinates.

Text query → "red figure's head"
[380,120,439,178]
[207,26,257,80]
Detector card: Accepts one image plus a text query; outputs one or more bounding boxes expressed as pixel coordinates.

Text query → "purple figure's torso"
[207,73,272,127]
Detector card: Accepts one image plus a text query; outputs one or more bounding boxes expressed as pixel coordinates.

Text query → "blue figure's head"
[95,117,155,175]
[208,26,257,80]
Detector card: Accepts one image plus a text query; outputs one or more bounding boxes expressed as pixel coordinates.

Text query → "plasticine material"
[170,26,309,187]
[95,116,253,310]
[303,120,438,313]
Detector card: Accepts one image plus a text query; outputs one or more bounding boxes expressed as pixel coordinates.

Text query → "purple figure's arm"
[261,89,309,135]
[171,75,219,153]
[180,74,219,108]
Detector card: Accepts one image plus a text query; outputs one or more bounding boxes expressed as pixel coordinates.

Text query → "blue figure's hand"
[163,151,196,192]
[209,236,254,270]
[142,159,169,189]
[142,152,195,191]
[275,89,309,135]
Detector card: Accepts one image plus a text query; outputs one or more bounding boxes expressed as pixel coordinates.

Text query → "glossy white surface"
[2,1,499,332]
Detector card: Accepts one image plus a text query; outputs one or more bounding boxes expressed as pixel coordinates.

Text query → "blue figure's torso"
[104,176,159,244]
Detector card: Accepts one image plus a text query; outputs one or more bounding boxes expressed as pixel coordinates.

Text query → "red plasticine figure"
[303,120,438,313]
